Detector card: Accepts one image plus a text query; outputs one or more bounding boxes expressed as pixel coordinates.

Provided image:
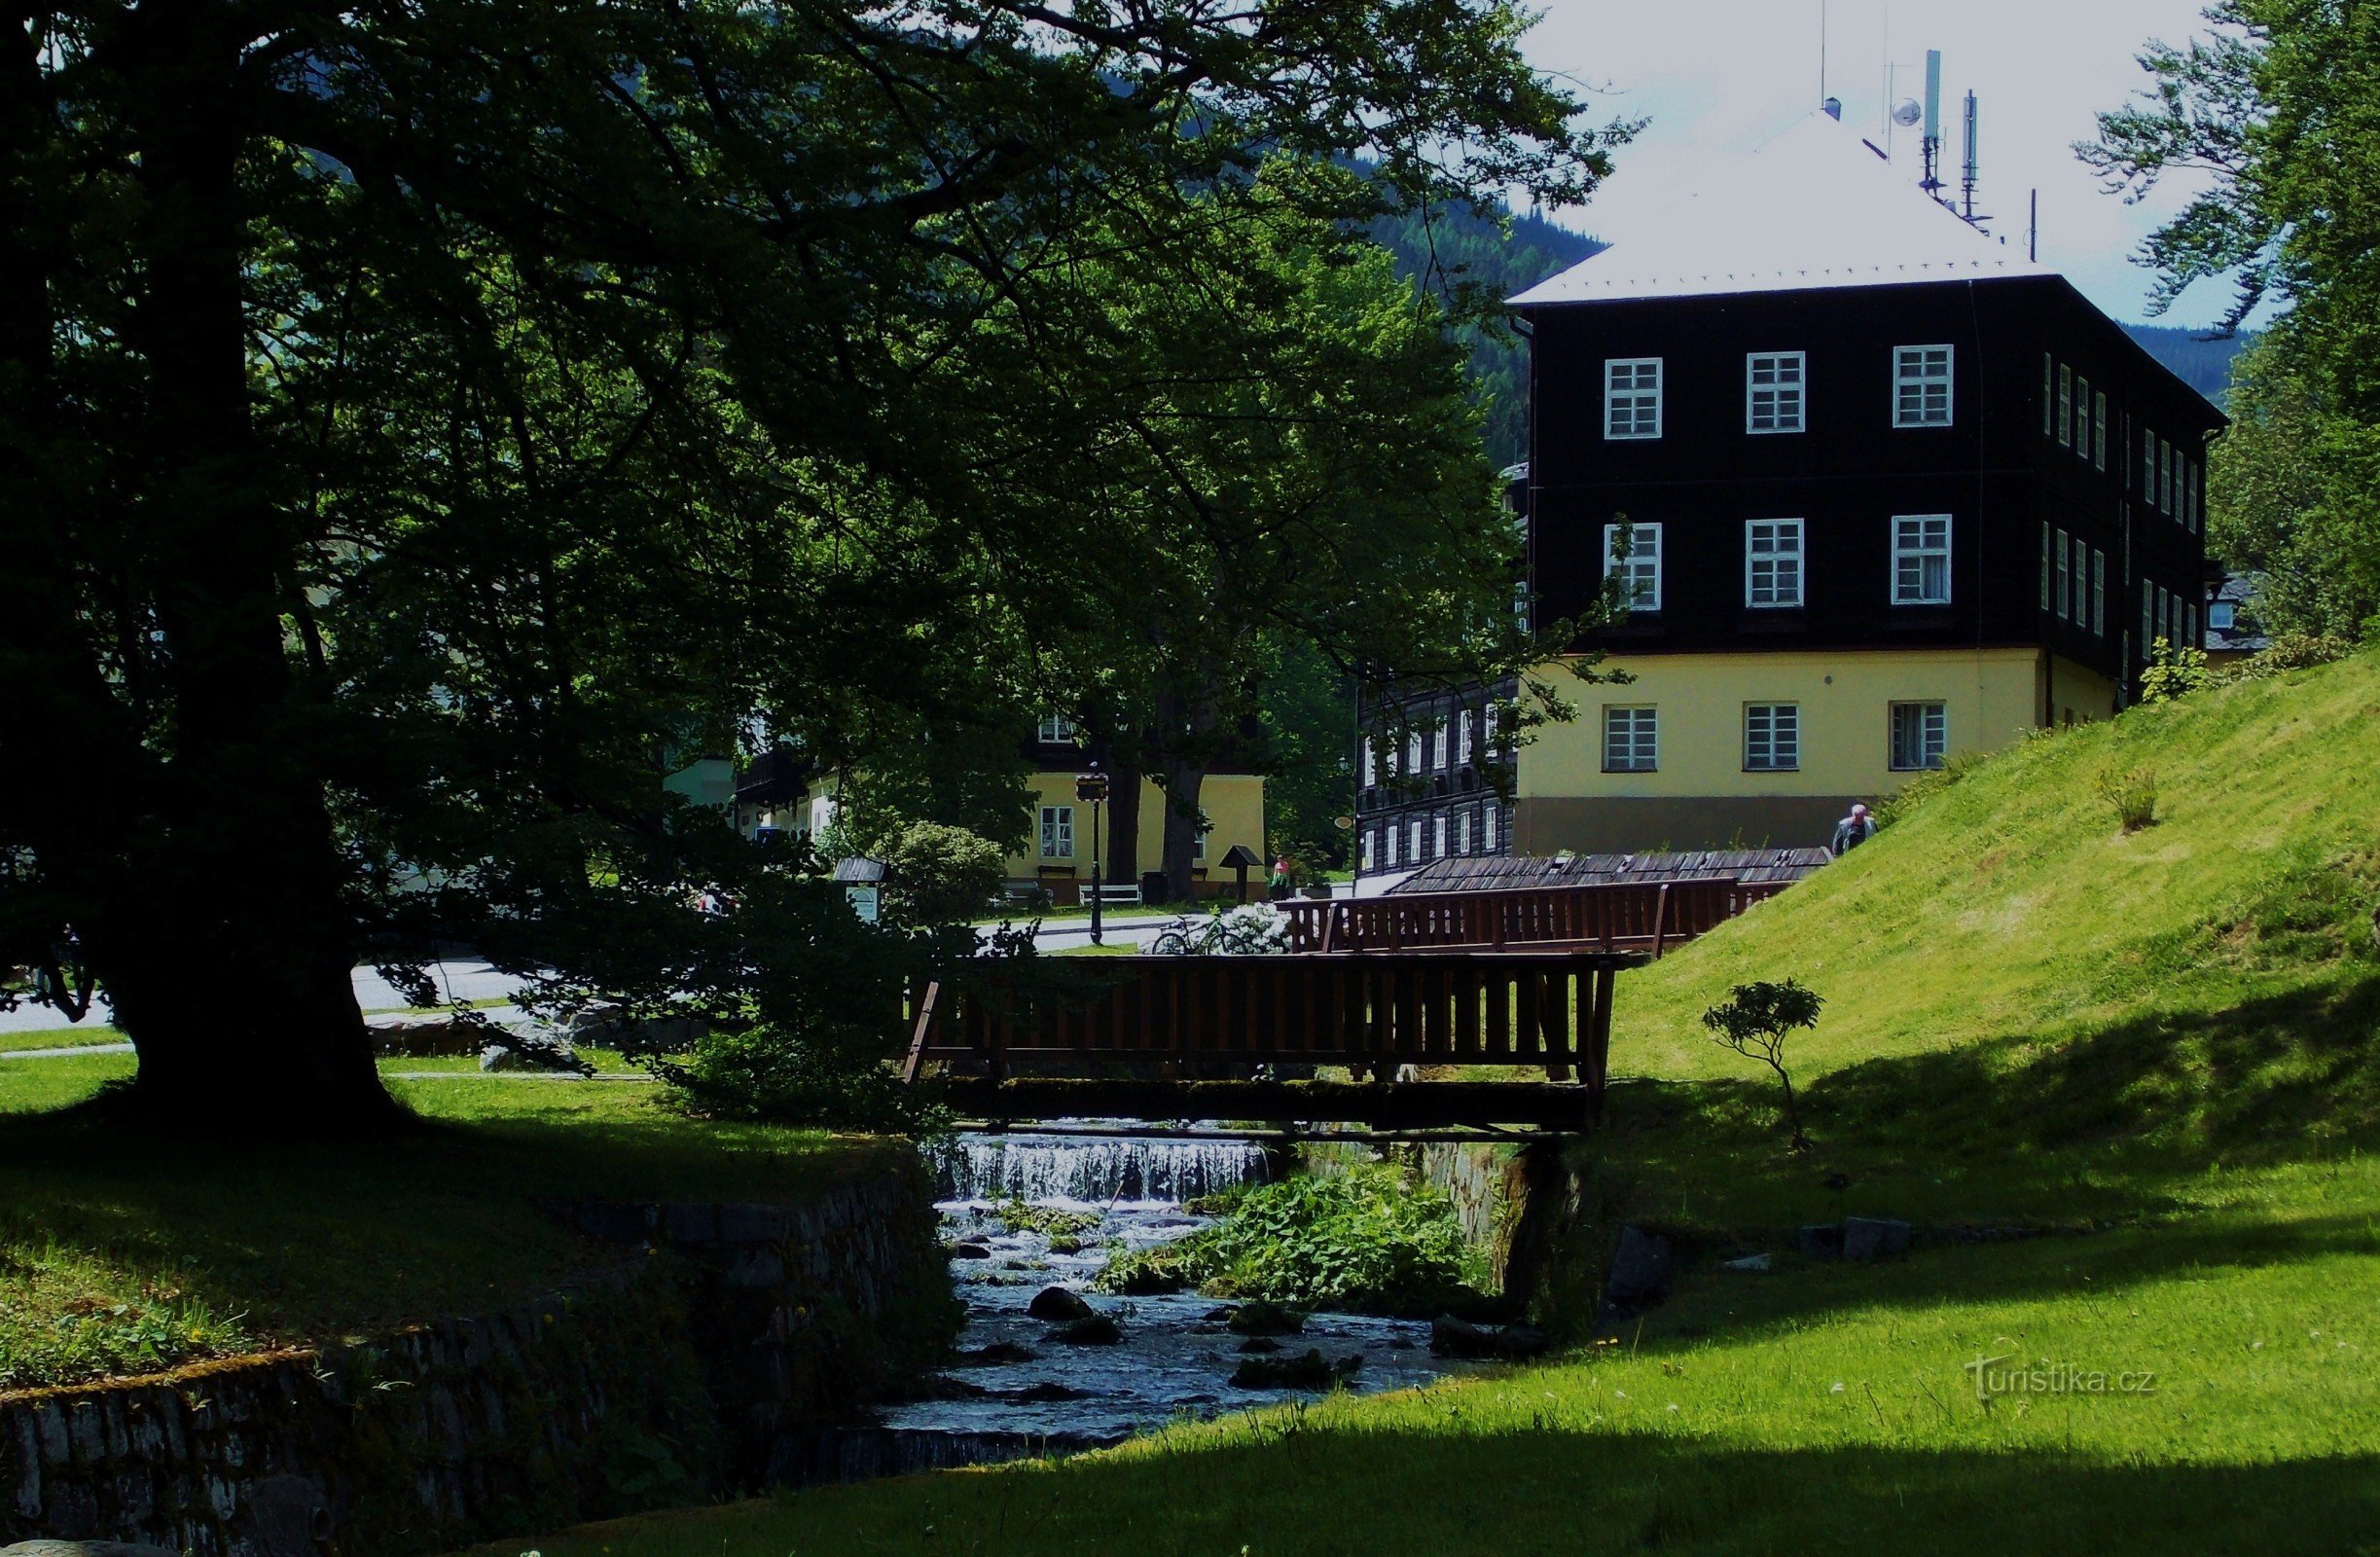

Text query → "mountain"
[1371,205,1605,470]
[2121,323,2251,409]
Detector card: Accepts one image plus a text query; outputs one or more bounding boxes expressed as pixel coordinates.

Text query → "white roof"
[1511,113,2054,307]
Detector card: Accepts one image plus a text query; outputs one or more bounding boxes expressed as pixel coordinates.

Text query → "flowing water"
[809,1127,1480,1478]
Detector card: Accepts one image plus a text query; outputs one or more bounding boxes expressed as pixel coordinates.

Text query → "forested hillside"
[2120,323,2249,407]
[1373,205,1604,470]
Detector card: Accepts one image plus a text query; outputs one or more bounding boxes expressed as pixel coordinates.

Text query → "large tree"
[2080,0,2380,639]
[0,0,1612,1127]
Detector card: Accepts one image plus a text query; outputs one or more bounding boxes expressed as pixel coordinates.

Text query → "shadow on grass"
[533,1430,2380,1557]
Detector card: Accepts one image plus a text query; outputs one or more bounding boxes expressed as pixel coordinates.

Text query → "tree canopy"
[0,0,1622,1126]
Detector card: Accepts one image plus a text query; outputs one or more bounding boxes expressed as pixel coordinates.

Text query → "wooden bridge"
[903,949,1639,1130]
[1278,878,1781,956]
[904,877,1785,1131]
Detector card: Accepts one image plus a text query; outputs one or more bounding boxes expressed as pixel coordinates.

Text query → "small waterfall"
[934,1131,1271,1206]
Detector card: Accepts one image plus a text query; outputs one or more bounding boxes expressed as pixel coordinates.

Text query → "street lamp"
[1075,766,1111,946]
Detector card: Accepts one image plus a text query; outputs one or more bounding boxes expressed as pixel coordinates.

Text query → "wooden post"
[1651,883,1673,960]
[901,981,942,1085]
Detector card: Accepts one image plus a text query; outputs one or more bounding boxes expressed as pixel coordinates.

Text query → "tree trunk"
[96,0,393,1128]
[1105,747,1141,891]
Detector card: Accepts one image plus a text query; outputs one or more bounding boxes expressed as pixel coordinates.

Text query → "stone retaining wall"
[0,1164,956,1557]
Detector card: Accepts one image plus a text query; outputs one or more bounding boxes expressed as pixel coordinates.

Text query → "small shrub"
[2096,766,2160,833]
[1095,1166,1488,1314]
[2222,631,2354,682]
[876,821,1006,927]
[651,1023,947,1134]
[1702,980,1823,1152]
[2139,637,2213,704]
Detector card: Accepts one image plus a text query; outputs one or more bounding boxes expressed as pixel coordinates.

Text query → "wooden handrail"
[1280,879,1764,957]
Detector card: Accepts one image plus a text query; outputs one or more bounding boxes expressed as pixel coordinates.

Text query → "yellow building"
[742,758,1267,908]
[1512,647,2114,854]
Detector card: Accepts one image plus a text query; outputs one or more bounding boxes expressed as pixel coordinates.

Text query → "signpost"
[1075,767,1111,945]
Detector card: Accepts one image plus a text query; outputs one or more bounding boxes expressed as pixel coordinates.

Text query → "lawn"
[0,1025,126,1054]
[472,654,2380,1555]
[0,1052,890,1390]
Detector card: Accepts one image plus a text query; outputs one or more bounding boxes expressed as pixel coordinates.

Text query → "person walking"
[1831,803,1876,857]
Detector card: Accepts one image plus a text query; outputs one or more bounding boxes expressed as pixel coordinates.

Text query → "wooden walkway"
[904,949,1644,1128]
[1280,878,1780,956]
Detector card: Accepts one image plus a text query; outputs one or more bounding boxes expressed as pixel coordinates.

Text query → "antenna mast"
[1962,91,1981,221]
[1921,50,1943,202]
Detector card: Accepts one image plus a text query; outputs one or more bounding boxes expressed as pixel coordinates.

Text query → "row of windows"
[2042,353,2204,534]
[2144,581,2199,658]
[1603,345,1955,441]
[1600,701,1948,776]
[1605,517,1953,612]
[2040,526,2110,638]
[1362,803,1505,872]
[1037,805,1204,862]
[1360,705,1501,787]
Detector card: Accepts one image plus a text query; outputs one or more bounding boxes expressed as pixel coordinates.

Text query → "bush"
[2140,637,2214,704]
[2096,765,2159,833]
[651,1023,947,1134]
[1094,1165,1489,1314]
[876,821,1006,927]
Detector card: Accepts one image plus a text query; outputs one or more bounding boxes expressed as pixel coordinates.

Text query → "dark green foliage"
[2083,4,2380,641]
[1096,1165,1489,1315]
[874,823,1007,929]
[648,1024,948,1136]
[1702,981,1824,1151]
[1372,201,1606,470]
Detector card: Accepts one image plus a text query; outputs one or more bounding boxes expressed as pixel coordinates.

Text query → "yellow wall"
[1508,647,2115,853]
[1522,647,2058,802]
[1013,772,1267,896]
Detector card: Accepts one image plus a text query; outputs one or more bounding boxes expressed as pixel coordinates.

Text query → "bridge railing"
[1278,878,1782,957]
[902,949,1645,1104]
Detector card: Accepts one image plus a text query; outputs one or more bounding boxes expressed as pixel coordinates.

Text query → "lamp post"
[1076,766,1111,946]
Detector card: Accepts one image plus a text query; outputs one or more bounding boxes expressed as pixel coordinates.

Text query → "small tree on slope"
[1703,980,1824,1152]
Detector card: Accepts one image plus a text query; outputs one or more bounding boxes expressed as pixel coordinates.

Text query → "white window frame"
[1605,522,1664,612]
[2094,392,2110,472]
[1036,713,1075,744]
[1745,518,1805,609]
[1744,703,1801,772]
[1602,706,1659,774]
[1892,514,1953,605]
[1454,811,1470,855]
[1893,344,1954,427]
[2057,364,2073,447]
[1433,814,1449,857]
[1605,358,1663,440]
[2041,352,2054,437]
[1358,735,1374,788]
[1890,702,1948,772]
[1408,818,1424,863]
[1482,801,1500,851]
[1406,732,1422,775]
[1039,804,1075,860]
[2054,527,2072,621]
[2092,549,2107,637]
[1361,829,1377,872]
[1746,351,1806,434]
[1455,710,1472,767]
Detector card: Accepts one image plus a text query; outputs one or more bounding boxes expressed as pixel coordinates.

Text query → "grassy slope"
[0,1056,885,1389]
[492,655,2380,1556]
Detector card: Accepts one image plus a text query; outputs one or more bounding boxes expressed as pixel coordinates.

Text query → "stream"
[803,1128,1482,1480]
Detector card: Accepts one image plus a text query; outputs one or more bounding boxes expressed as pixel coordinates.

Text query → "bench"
[1085,884,1143,908]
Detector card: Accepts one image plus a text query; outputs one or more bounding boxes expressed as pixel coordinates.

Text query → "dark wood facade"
[1521,275,2225,685]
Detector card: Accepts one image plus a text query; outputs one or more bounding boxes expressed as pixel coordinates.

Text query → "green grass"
[0,1052,890,1389]
[477,653,2380,1556]
[0,1025,126,1053]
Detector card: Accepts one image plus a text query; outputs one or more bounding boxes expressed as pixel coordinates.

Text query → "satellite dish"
[1893,98,1925,128]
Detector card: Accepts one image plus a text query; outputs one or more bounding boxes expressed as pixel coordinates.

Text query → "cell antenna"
[1921,50,1944,202]
[1962,91,1981,220]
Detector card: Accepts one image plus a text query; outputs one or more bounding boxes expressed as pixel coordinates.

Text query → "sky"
[1515,0,2239,328]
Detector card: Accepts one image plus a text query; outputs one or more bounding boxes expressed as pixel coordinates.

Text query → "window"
[1745,704,1800,771]
[1406,732,1422,774]
[1482,801,1500,852]
[2142,580,2155,651]
[2159,439,2174,514]
[1744,519,1804,608]
[2040,525,2054,610]
[1039,805,1074,859]
[1892,515,1953,604]
[2057,364,2073,447]
[1891,702,1948,771]
[2054,527,2072,621]
[2143,429,2156,496]
[1408,818,1424,863]
[1036,713,1075,744]
[1605,358,1663,440]
[2186,602,2199,649]
[1603,706,1658,773]
[2074,377,2091,460]
[1358,735,1374,788]
[1605,522,1664,611]
[1433,815,1449,858]
[2187,460,2202,532]
[1362,829,1377,871]
[2212,600,2237,632]
[2094,393,2110,471]
[1893,345,1954,426]
[2042,353,2054,437]
[2073,535,2089,624]
[1454,710,1471,767]
[2092,550,2107,637]
[1454,812,1470,855]
[1426,725,1443,774]
[1747,351,1806,433]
